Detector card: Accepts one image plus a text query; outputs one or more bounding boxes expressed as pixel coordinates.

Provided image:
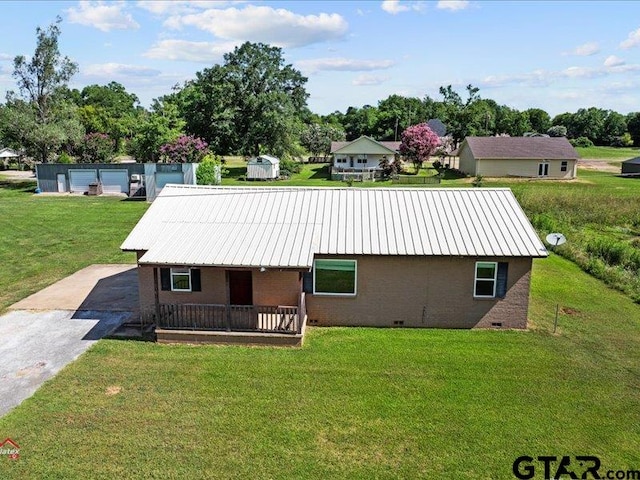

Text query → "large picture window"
[313,259,357,295]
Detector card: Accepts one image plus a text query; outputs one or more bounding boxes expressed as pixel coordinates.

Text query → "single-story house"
[121,185,548,345]
[36,162,199,200]
[247,155,280,180]
[621,157,640,176]
[330,136,400,181]
[458,137,579,179]
[0,147,22,169]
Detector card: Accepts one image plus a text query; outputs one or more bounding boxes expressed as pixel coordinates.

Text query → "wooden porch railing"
[144,302,304,334]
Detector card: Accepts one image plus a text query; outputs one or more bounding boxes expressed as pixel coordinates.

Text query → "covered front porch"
[138,264,308,346]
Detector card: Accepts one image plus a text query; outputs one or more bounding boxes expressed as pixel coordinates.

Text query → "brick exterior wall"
[135,252,533,329]
[306,255,532,329]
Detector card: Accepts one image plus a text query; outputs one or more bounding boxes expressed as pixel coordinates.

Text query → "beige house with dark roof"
[458,137,579,179]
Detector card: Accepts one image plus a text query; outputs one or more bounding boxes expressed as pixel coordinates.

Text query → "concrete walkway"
[1,265,139,417]
[10,264,138,311]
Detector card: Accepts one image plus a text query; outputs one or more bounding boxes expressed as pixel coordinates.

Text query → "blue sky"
[1,1,639,117]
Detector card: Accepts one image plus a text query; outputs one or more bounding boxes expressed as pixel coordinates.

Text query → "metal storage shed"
[621,157,640,176]
[247,155,280,180]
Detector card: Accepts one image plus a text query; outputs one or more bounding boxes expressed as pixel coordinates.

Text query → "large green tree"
[172,42,308,157]
[129,101,185,162]
[525,108,551,134]
[626,112,640,147]
[4,17,83,162]
[300,123,345,157]
[77,82,141,152]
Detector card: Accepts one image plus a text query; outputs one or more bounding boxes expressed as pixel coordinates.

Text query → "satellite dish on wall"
[545,233,567,247]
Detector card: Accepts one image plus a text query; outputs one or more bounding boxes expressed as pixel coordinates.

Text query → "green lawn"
[0,170,639,478]
[0,176,147,312]
[575,145,639,161]
[0,254,638,479]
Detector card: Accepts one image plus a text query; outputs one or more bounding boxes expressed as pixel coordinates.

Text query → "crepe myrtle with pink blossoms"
[399,123,441,172]
[159,135,209,163]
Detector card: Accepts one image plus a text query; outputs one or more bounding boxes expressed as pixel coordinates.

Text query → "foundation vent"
[491,322,503,328]
[307,319,318,326]
[393,320,404,326]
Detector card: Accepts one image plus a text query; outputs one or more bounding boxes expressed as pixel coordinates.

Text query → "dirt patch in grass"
[105,386,122,396]
[578,160,620,172]
[561,306,580,315]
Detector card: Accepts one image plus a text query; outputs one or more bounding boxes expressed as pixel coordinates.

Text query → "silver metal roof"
[121,185,548,268]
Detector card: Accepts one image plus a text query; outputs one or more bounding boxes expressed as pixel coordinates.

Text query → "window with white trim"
[313,259,357,295]
[474,262,509,298]
[474,262,497,297]
[538,162,549,176]
[160,267,202,292]
[560,161,568,172]
[171,268,191,291]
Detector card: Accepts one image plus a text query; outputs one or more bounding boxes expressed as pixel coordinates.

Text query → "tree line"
[1,18,639,164]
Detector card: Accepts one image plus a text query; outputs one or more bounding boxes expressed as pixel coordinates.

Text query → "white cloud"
[381,1,409,14]
[381,1,426,14]
[561,66,607,79]
[604,55,625,67]
[437,1,470,11]
[164,5,348,48]
[567,42,600,56]
[0,53,12,61]
[83,63,160,77]
[66,1,139,32]
[620,27,640,49]
[136,1,240,15]
[352,74,390,86]
[143,39,238,63]
[296,58,395,74]
[479,69,553,88]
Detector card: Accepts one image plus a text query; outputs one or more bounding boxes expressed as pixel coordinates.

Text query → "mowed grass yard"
[0,171,639,478]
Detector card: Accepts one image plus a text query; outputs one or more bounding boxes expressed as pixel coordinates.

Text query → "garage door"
[69,170,97,193]
[100,169,129,194]
[156,172,184,190]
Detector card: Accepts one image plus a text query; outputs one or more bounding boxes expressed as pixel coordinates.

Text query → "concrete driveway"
[0,264,138,417]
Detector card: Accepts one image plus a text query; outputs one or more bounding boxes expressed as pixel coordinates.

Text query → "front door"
[57,173,66,192]
[228,270,253,305]
[538,162,549,177]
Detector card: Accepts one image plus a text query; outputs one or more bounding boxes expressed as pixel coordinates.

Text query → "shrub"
[379,155,402,179]
[547,125,567,137]
[280,158,301,176]
[196,154,224,185]
[569,136,594,148]
[58,152,73,164]
[160,135,208,163]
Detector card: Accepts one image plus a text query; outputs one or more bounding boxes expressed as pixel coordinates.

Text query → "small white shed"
[247,155,280,180]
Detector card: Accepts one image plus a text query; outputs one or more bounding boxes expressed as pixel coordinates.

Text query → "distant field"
[575,145,639,161]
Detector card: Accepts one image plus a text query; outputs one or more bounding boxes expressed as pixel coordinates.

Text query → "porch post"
[225,270,231,331]
[153,267,160,323]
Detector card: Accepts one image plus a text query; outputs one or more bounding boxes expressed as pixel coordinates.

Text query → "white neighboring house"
[0,147,21,169]
[330,136,400,181]
[247,155,280,180]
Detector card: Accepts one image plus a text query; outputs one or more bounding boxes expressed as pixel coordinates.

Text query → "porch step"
[155,328,304,347]
[106,322,156,342]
